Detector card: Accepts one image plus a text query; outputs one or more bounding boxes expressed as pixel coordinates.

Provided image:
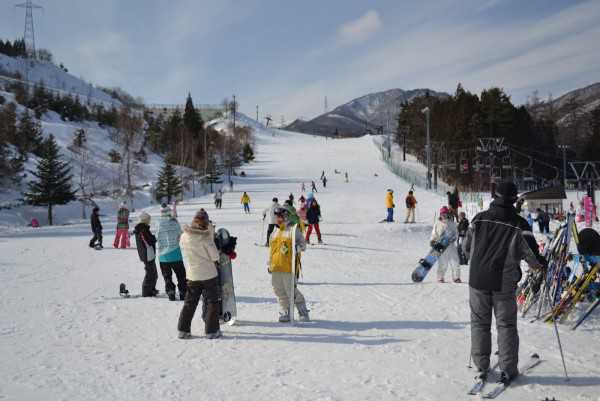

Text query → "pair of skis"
[468,353,541,399]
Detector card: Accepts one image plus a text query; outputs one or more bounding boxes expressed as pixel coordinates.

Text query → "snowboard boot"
[179,291,186,301]
[297,303,310,322]
[206,330,222,340]
[152,288,159,296]
[453,278,462,283]
[119,283,130,298]
[497,371,513,385]
[167,290,176,301]
[178,331,191,339]
[438,278,445,283]
[278,311,290,323]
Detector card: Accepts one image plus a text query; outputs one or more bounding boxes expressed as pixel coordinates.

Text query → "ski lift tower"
[16,0,42,59]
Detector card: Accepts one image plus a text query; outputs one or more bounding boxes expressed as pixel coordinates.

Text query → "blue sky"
[1,0,599,121]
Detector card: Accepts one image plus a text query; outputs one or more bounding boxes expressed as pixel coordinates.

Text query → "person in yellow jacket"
[385,189,395,222]
[268,207,310,322]
[241,192,251,214]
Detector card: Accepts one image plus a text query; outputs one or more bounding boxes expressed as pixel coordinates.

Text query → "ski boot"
[119,283,130,298]
[278,311,290,323]
[297,303,310,322]
[178,331,191,339]
[206,330,222,340]
[179,291,186,301]
[167,290,176,301]
[453,278,462,283]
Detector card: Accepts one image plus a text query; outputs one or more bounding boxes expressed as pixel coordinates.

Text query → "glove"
[431,241,445,252]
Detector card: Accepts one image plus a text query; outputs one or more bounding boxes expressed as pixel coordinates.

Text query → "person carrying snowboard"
[156,204,187,301]
[133,212,159,297]
[177,209,222,339]
[89,206,103,249]
[463,181,546,385]
[305,199,322,244]
[457,211,469,265]
[263,197,281,246]
[431,206,460,283]
[404,190,417,224]
[241,192,251,214]
[113,202,130,249]
[385,189,395,222]
[268,207,310,322]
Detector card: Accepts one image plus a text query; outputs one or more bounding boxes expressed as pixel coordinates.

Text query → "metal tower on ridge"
[16,0,42,59]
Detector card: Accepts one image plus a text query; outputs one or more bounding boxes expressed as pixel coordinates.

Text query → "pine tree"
[16,110,43,156]
[25,135,76,225]
[155,162,183,203]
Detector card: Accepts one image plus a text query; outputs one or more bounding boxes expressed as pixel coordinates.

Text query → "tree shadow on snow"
[233,331,404,346]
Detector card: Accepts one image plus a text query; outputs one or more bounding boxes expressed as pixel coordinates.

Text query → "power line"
[15,0,42,59]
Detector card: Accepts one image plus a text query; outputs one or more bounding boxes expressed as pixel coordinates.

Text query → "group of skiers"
[263,192,323,246]
[385,188,418,223]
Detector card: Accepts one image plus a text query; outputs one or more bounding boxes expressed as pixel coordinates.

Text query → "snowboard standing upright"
[411,235,453,282]
[217,252,237,324]
[290,224,298,324]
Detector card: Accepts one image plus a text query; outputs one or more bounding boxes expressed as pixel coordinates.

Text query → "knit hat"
[160,204,172,217]
[139,212,151,224]
[495,181,518,201]
[192,208,210,229]
[439,206,449,216]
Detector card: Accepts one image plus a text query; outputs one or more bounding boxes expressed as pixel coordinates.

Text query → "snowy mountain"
[529,82,600,127]
[286,88,449,137]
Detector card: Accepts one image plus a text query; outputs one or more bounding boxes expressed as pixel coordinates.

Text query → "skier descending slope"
[268,207,310,322]
[156,204,187,301]
[431,206,460,283]
[177,209,222,339]
[463,181,546,387]
[133,213,159,297]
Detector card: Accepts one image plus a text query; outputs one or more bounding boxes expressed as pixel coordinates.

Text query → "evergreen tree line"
[0,39,27,58]
[396,84,564,188]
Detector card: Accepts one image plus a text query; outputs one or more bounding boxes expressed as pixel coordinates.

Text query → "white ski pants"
[437,243,461,281]
[271,271,306,311]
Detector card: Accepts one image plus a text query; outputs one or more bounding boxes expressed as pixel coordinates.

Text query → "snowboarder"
[263,197,281,246]
[320,170,325,180]
[301,182,306,193]
[430,206,460,283]
[113,202,130,249]
[89,206,103,249]
[344,171,349,183]
[385,189,395,223]
[322,176,327,188]
[305,199,322,244]
[404,190,417,223]
[214,189,223,209]
[156,204,187,301]
[177,209,222,339]
[463,181,545,384]
[133,212,159,297]
[457,211,469,265]
[311,181,318,193]
[268,207,310,322]
[241,192,251,214]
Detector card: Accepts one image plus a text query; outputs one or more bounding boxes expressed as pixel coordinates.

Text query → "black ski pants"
[141,260,158,297]
[178,277,220,335]
[160,260,187,298]
[89,229,103,247]
[266,224,276,245]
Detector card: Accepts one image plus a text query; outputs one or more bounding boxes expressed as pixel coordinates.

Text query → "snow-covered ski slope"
[1,128,599,401]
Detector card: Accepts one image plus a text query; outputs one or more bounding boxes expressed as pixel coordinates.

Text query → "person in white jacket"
[431,206,461,283]
[177,209,222,339]
[262,197,281,246]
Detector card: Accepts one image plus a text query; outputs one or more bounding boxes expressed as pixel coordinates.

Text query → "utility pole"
[558,145,569,188]
[16,0,42,59]
[256,104,259,122]
[232,95,236,135]
[422,107,432,190]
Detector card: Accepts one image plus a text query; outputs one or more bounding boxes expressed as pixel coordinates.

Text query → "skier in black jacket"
[89,206,103,248]
[463,181,546,384]
[133,212,159,297]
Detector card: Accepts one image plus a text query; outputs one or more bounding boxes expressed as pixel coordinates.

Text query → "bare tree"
[117,108,144,210]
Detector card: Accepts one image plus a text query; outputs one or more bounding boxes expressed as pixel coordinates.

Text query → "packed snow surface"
[1,128,599,401]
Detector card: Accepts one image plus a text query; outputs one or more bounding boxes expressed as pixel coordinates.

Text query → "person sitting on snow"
[430,206,460,283]
[268,207,310,322]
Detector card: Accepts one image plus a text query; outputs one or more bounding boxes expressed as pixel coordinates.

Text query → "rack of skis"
[517,216,600,330]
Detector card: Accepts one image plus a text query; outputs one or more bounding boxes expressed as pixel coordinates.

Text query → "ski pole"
[545,291,569,381]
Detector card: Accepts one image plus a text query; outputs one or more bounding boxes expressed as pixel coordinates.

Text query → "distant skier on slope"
[385,189,395,222]
[404,190,417,224]
[177,209,222,339]
[89,206,103,249]
[322,176,327,188]
[113,202,130,249]
[305,199,322,244]
[267,207,310,322]
[214,189,223,209]
[463,181,546,385]
[156,204,187,301]
[241,192,251,214]
[311,181,318,193]
[457,211,469,265]
[133,212,159,297]
[344,171,349,183]
[301,182,306,193]
[430,206,460,283]
[262,197,281,246]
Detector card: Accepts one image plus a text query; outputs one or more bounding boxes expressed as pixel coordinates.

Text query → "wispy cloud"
[336,10,383,46]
